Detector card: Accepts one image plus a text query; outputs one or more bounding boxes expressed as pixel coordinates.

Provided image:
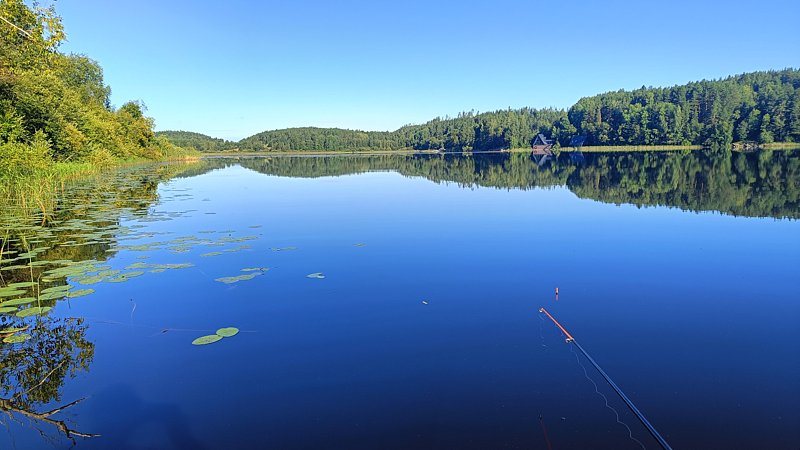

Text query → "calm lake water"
[0,151,798,449]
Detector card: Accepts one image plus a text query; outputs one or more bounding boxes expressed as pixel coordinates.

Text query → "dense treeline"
[175,69,800,153]
[236,108,571,152]
[0,0,188,176]
[155,131,237,152]
[213,150,799,219]
[570,70,800,147]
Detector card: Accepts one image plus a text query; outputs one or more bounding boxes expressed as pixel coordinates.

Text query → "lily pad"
[0,297,36,306]
[192,334,223,345]
[16,306,52,318]
[67,289,95,298]
[40,285,72,294]
[8,281,37,288]
[201,251,224,257]
[75,275,106,285]
[2,333,31,344]
[38,291,69,301]
[215,273,260,284]
[216,327,239,337]
[0,326,28,335]
[0,307,18,314]
[241,267,269,272]
[306,272,325,279]
[0,288,26,298]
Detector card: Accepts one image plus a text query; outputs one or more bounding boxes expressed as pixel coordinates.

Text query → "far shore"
[198,142,799,158]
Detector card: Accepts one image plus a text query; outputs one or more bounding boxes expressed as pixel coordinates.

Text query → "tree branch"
[0,397,100,440]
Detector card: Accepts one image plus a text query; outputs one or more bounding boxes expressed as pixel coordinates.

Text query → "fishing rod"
[539,307,673,450]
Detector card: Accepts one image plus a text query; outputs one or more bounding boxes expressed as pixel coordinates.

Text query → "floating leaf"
[38,291,69,301]
[2,333,31,344]
[192,334,223,345]
[0,288,26,298]
[97,269,120,277]
[306,272,325,279]
[0,326,28,335]
[0,307,18,314]
[201,251,224,257]
[0,297,36,306]
[8,281,37,288]
[16,306,51,318]
[241,267,269,272]
[216,327,239,337]
[271,246,297,252]
[67,289,94,298]
[74,275,105,285]
[40,285,72,294]
[214,273,260,284]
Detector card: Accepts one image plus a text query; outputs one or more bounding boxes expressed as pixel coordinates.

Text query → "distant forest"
[155,131,237,152]
[161,69,800,152]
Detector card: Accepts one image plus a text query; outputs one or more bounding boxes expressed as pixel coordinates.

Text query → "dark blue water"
[1,152,798,449]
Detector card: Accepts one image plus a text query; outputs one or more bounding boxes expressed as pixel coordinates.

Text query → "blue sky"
[56,0,799,141]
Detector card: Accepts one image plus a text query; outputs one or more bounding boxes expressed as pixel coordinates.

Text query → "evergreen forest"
[165,69,800,153]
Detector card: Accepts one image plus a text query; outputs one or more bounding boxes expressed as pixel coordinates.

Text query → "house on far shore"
[531,134,554,155]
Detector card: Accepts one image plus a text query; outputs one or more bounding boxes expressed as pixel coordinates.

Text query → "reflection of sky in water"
[2,159,799,449]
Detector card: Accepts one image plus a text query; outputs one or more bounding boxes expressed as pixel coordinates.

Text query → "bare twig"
[0,15,33,39]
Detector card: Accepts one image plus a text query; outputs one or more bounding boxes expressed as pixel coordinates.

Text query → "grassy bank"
[0,149,200,221]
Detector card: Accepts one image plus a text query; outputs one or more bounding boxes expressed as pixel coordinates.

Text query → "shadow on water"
[82,384,207,450]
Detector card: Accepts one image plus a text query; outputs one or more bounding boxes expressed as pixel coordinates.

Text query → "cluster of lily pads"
[192,327,240,345]
[0,166,375,355]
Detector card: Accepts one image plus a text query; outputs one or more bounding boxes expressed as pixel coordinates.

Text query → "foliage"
[569,69,800,148]
[168,70,799,153]
[155,130,237,152]
[0,0,191,177]
[236,108,572,152]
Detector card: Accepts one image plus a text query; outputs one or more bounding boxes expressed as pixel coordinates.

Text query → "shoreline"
[198,143,799,158]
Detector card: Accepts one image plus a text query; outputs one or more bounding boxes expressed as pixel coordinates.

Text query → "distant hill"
[155,131,237,152]
[237,108,569,152]
[170,69,800,152]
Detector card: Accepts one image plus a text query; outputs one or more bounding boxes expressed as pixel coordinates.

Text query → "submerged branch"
[0,397,100,440]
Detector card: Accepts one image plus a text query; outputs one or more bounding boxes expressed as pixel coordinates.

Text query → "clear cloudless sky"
[55,0,799,141]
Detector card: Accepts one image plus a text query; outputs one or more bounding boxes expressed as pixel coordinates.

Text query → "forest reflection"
[215,149,799,219]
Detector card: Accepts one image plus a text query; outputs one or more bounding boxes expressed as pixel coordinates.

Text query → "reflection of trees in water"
[230,150,799,219]
[0,316,96,441]
[0,161,209,443]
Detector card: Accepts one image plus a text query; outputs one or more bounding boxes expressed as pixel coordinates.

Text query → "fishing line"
[539,307,672,450]
[538,313,549,352]
[570,342,646,450]
[538,415,554,450]
[79,317,257,335]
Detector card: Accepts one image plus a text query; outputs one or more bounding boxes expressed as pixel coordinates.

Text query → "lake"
[0,150,798,449]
